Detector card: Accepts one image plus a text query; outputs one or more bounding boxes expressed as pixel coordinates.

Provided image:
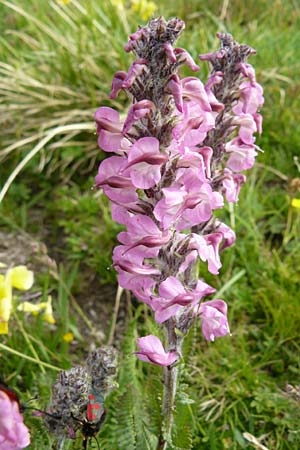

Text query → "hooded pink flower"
[0,391,30,449]
[226,138,258,172]
[222,168,246,203]
[134,335,178,366]
[123,100,155,134]
[118,214,171,257]
[181,77,212,112]
[109,71,127,99]
[189,232,223,275]
[152,276,215,323]
[216,221,236,250]
[122,58,148,89]
[125,137,168,189]
[174,48,200,72]
[113,246,160,298]
[197,299,230,342]
[95,156,138,205]
[94,107,129,154]
[172,101,215,148]
[232,80,264,116]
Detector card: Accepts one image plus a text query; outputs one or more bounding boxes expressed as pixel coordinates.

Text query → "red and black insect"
[78,389,106,450]
[0,380,22,410]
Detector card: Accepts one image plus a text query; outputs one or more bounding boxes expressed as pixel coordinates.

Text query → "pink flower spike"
[174,48,200,71]
[126,137,167,189]
[0,391,30,449]
[109,71,127,99]
[165,74,183,112]
[198,300,230,342]
[123,100,155,134]
[163,42,177,62]
[134,335,178,366]
[122,59,148,89]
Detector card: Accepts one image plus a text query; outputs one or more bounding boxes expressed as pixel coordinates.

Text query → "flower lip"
[95,175,133,189]
[114,260,160,276]
[125,153,168,168]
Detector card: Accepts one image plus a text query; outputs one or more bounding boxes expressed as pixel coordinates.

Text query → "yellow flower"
[131,0,157,20]
[63,332,74,343]
[0,274,11,334]
[291,198,300,209]
[17,296,55,324]
[0,265,34,334]
[43,296,56,324]
[8,266,34,291]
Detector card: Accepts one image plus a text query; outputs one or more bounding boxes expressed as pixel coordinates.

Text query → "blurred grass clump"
[1,0,300,449]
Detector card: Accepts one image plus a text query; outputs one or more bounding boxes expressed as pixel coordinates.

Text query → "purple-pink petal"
[198,299,230,342]
[134,335,178,366]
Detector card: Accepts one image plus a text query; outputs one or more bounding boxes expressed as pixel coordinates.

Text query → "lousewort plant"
[94,17,263,449]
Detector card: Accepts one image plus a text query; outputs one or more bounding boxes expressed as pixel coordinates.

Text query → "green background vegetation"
[0,0,300,449]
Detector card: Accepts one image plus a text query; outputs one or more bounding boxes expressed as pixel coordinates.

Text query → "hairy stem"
[157,322,182,450]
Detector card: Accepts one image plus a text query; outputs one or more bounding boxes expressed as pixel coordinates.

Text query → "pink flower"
[122,58,148,89]
[125,137,167,189]
[163,43,177,63]
[95,156,138,205]
[165,74,183,112]
[154,177,223,231]
[172,101,215,147]
[109,71,127,99]
[233,113,257,144]
[226,138,258,172]
[216,221,236,250]
[197,299,230,341]
[204,72,224,113]
[124,28,146,52]
[0,391,30,449]
[118,215,171,257]
[174,48,200,72]
[222,168,246,203]
[134,335,178,366]
[123,100,155,134]
[152,277,215,323]
[232,80,264,116]
[94,107,129,153]
[190,232,223,275]
[181,77,212,112]
[113,247,160,297]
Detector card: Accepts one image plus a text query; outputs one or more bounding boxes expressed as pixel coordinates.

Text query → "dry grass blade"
[0,122,95,203]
